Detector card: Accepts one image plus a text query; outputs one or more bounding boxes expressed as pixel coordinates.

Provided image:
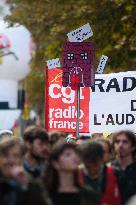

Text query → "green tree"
[6,0,136,109]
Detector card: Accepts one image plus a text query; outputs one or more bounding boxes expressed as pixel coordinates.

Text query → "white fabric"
[0,20,31,80]
[0,80,18,108]
[90,71,136,133]
[0,110,21,129]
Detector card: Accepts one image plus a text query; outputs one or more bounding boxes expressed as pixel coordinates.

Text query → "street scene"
[0,0,136,204]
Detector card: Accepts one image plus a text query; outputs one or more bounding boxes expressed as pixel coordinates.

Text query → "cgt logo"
[49,84,85,104]
[51,72,63,83]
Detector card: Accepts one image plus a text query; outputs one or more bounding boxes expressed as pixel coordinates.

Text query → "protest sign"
[46,68,90,132]
[67,23,93,42]
[47,58,61,69]
[90,71,136,133]
[62,42,95,87]
[97,55,108,74]
[46,70,136,133]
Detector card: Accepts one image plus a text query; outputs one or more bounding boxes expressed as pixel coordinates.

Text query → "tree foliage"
[5,0,136,109]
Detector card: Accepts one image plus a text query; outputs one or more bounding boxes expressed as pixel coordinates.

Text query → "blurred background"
[0,0,136,135]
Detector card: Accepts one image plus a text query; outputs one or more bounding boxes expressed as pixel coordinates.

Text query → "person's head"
[76,135,90,145]
[0,129,13,143]
[0,138,24,178]
[45,142,80,192]
[79,140,104,179]
[50,142,80,172]
[24,126,49,160]
[112,130,136,159]
[91,133,103,139]
[97,138,112,163]
[49,131,67,146]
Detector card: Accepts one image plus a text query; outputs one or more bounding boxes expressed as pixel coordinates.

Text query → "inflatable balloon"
[0,20,31,108]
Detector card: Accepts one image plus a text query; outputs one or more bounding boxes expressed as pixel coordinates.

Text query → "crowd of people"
[0,126,136,205]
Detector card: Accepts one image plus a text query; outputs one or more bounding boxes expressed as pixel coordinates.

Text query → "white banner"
[90,71,136,133]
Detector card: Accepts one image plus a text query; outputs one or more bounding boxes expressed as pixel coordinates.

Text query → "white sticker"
[97,55,108,74]
[47,58,61,69]
[67,23,93,42]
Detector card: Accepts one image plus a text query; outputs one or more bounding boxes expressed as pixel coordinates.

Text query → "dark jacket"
[51,187,100,205]
[111,160,136,205]
[0,179,19,205]
[0,177,52,205]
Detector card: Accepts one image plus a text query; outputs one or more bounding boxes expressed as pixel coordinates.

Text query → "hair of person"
[49,131,68,145]
[96,138,112,154]
[50,141,79,161]
[112,130,136,147]
[91,133,103,138]
[23,125,49,143]
[77,135,90,140]
[49,131,68,139]
[112,130,136,158]
[78,140,104,162]
[0,137,25,157]
[44,141,80,193]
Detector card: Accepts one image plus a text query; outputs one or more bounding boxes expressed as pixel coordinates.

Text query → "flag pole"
[76,85,80,137]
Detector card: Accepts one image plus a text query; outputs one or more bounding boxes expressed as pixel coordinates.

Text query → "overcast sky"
[0,0,10,19]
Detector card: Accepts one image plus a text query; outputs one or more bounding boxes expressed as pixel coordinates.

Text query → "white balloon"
[0,20,32,109]
[0,20,31,80]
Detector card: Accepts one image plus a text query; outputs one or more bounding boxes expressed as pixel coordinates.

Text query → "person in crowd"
[44,141,100,205]
[0,129,13,143]
[78,140,121,205]
[76,135,90,145]
[96,138,113,163]
[23,126,50,178]
[0,137,52,205]
[91,133,103,139]
[49,131,67,146]
[111,130,136,204]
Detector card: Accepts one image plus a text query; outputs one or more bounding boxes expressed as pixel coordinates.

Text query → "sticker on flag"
[47,58,61,69]
[67,23,93,42]
[96,55,108,74]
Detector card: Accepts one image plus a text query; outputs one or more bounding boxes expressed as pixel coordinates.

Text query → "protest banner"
[90,71,136,133]
[46,68,90,132]
[46,70,136,133]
